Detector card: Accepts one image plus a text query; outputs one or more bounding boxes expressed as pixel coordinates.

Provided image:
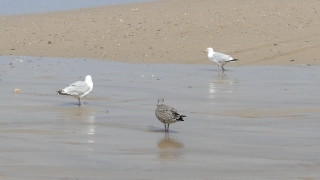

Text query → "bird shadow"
[199,68,230,72]
[56,102,88,107]
[147,125,179,134]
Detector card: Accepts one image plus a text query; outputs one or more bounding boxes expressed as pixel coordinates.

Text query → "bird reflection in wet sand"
[208,72,236,99]
[157,133,184,160]
[60,107,96,144]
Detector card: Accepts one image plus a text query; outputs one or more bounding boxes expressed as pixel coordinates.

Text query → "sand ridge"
[0,0,319,65]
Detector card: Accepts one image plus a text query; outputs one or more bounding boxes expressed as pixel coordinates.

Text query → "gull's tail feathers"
[57,90,71,96]
[177,115,186,121]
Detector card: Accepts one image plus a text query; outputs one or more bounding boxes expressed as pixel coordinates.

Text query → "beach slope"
[0,0,319,65]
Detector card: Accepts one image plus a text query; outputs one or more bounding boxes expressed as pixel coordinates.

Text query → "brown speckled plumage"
[155,98,186,132]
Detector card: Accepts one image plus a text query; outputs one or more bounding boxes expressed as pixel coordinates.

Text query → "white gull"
[57,75,93,106]
[203,47,239,72]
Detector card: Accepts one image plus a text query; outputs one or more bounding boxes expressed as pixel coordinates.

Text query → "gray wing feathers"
[63,81,90,96]
[213,52,234,62]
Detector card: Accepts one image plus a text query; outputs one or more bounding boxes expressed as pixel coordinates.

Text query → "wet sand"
[1,56,320,179]
[0,0,320,65]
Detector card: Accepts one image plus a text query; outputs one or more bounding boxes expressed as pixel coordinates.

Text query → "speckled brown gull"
[57,75,93,106]
[155,98,186,132]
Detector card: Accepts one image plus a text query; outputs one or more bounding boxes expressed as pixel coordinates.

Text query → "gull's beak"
[203,50,207,53]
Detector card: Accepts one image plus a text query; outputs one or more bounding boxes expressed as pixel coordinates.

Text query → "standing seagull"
[155,98,186,132]
[57,75,93,106]
[203,47,239,72]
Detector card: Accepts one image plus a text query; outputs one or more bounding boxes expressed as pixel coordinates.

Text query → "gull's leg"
[217,64,220,72]
[222,65,225,72]
[167,124,170,132]
[78,97,81,106]
[81,99,84,106]
[164,124,167,131]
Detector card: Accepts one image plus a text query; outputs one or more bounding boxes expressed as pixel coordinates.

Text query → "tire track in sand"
[240,43,320,65]
[234,32,320,65]
[233,32,320,54]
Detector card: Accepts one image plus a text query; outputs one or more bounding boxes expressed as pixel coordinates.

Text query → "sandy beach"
[0,0,319,65]
[1,0,320,179]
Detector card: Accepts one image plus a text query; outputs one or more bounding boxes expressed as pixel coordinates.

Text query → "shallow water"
[0,0,152,16]
[0,56,320,179]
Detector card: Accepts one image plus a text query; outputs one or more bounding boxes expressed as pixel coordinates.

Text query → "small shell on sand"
[13,88,21,93]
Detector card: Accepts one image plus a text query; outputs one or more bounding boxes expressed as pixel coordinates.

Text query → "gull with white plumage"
[57,75,93,106]
[203,47,239,72]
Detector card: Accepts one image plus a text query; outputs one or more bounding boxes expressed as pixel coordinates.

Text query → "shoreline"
[0,0,154,17]
[0,0,319,65]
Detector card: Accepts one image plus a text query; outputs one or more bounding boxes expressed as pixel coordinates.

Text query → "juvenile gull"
[155,98,186,132]
[57,75,93,106]
[203,47,239,72]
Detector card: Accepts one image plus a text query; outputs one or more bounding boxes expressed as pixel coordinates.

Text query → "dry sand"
[0,0,320,65]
